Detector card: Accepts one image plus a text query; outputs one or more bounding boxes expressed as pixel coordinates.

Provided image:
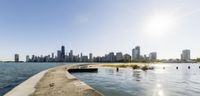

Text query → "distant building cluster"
[21,45,157,63]
[131,46,157,62]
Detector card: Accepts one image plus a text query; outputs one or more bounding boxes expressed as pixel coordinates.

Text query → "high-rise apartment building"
[181,49,190,61]
[124,54,131,62]
[132,46,140,61]
[108,52,115,62]
[116,52,123,61]
[149,52,157,62]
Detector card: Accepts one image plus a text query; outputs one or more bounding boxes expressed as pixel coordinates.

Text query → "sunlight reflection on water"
[72,64,200,96]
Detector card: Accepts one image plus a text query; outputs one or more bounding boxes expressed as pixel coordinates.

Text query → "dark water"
[72,64,200,96]
[0,62,66,96]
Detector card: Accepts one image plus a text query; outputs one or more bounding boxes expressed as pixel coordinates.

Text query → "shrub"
[131,65,140,69]
[141,65,148,71]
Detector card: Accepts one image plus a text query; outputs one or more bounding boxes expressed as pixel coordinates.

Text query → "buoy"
[188,66,190,69]
[116,67,119,72]
[176,67,178,69]
[199,66,200,69]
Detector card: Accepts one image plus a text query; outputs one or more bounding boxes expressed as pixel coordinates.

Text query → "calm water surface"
[72,64,200,96]
[0,62,66,96]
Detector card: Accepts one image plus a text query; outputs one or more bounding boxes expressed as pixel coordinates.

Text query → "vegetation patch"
[102,64,154,71]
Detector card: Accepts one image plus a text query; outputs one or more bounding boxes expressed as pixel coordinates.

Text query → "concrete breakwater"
[5,64,103,96]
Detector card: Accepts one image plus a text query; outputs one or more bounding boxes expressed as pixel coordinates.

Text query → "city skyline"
[10,45,194,63]
[24,45,157,62]
[0,0,200,60]
[1,44,194,61]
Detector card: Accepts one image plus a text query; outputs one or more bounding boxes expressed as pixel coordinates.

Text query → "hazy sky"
[0,0,200,61]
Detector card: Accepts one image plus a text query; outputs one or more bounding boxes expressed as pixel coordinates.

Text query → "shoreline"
[5,63,198,96]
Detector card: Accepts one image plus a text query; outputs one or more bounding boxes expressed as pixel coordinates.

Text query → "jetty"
[5,64,103,96]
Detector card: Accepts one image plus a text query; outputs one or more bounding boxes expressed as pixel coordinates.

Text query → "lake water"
[72,64,200,96]
[0,62,66,96]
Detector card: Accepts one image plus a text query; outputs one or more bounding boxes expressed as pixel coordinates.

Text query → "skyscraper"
[26,55,30,62]
[80,53,83,62]
[181,49,190,61]
[51,53,54,59]
[61,46,65,61]
[57,50,61,62]
[89,53,93,62]
[132,49,135,61]
[69,50,73,62]
[14,54,19,62]
[135,46,140,59]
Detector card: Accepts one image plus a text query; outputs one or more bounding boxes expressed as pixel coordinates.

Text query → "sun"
[145,14,172,37]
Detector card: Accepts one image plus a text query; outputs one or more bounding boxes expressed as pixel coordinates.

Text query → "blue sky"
[0,0,200,61]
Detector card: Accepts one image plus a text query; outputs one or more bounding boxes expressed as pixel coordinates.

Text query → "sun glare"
[145,15,172,37]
